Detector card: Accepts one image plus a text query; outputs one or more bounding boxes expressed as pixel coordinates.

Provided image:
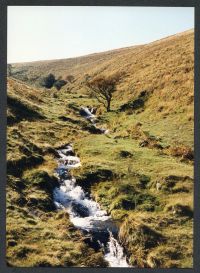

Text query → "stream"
[53,107,129,267]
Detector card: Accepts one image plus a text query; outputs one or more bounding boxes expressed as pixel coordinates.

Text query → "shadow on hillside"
[7,95,44,125]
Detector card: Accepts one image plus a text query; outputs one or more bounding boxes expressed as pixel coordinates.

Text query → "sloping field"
[7,29,194,267]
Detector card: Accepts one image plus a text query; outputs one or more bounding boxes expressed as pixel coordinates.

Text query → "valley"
[7,29,194,268]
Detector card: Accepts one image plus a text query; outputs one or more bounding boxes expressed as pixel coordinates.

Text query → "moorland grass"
[7,30,194,267]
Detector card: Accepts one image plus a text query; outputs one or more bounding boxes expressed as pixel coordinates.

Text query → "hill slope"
[7,78,109,267]
[7,29,194,268]
[10,29,194,146]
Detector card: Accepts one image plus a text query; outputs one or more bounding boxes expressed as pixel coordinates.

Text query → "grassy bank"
[7,29,193,267]
[7,78,108,267]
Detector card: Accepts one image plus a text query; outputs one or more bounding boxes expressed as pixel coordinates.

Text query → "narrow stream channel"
[53,107,130,267]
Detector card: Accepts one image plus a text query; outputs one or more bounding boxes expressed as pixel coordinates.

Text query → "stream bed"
[53,143,129,267]
[53,107,129,267]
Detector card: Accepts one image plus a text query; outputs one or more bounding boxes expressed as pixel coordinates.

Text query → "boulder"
[71,202,90,217]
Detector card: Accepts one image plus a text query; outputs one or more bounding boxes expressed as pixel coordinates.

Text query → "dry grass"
[7,29,194,268]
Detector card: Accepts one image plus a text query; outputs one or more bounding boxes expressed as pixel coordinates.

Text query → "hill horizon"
[9,28,194,65]
[7,26,194,268]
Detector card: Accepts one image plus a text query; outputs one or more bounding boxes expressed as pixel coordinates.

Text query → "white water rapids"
[53,143,129,267]
[80,106,109,134]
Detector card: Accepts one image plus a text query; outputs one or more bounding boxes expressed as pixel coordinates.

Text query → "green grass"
[7,30,194,268]
[7,80,193,267]
[72,110,193,268]
[6,79,108,267]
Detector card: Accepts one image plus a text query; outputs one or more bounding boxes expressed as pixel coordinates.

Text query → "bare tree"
[86,72,123,112]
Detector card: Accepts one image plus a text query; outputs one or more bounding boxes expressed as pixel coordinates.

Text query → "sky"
[7,6,194,63]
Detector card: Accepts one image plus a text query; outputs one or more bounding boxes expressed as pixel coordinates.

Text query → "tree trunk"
[106,99,111,112]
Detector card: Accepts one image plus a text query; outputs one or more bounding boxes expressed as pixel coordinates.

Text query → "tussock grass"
[7,30,193,267]
[7,77,107,267]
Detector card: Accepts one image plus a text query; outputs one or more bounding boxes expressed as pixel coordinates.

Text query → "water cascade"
[53,144,129,267]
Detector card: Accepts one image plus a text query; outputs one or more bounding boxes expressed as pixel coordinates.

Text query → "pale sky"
[7,6,194,63]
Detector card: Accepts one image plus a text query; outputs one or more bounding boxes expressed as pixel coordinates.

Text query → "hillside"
[10,29,194,146]
[7,29,194,268]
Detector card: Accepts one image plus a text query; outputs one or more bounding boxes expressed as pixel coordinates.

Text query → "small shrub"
[119,183,137,194]
[14,245,35,259]
[54,79,67,90]
[136,193,158,211]
[7,240,17,247]
[40,73,56,89]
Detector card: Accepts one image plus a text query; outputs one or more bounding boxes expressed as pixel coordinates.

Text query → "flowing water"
[53,107,129,267]
[53,144,129,267]
[80,106,109,134]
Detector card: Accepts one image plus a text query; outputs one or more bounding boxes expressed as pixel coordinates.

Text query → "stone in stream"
[71,202,90,217]
[83,225,119,253]
[83,230,110,251]
[80,108,88,117]
[60,171,72,182]
[56,167,68,177]
[65,150,75,156]
[80,107,94,118]
[54,146,130,267]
